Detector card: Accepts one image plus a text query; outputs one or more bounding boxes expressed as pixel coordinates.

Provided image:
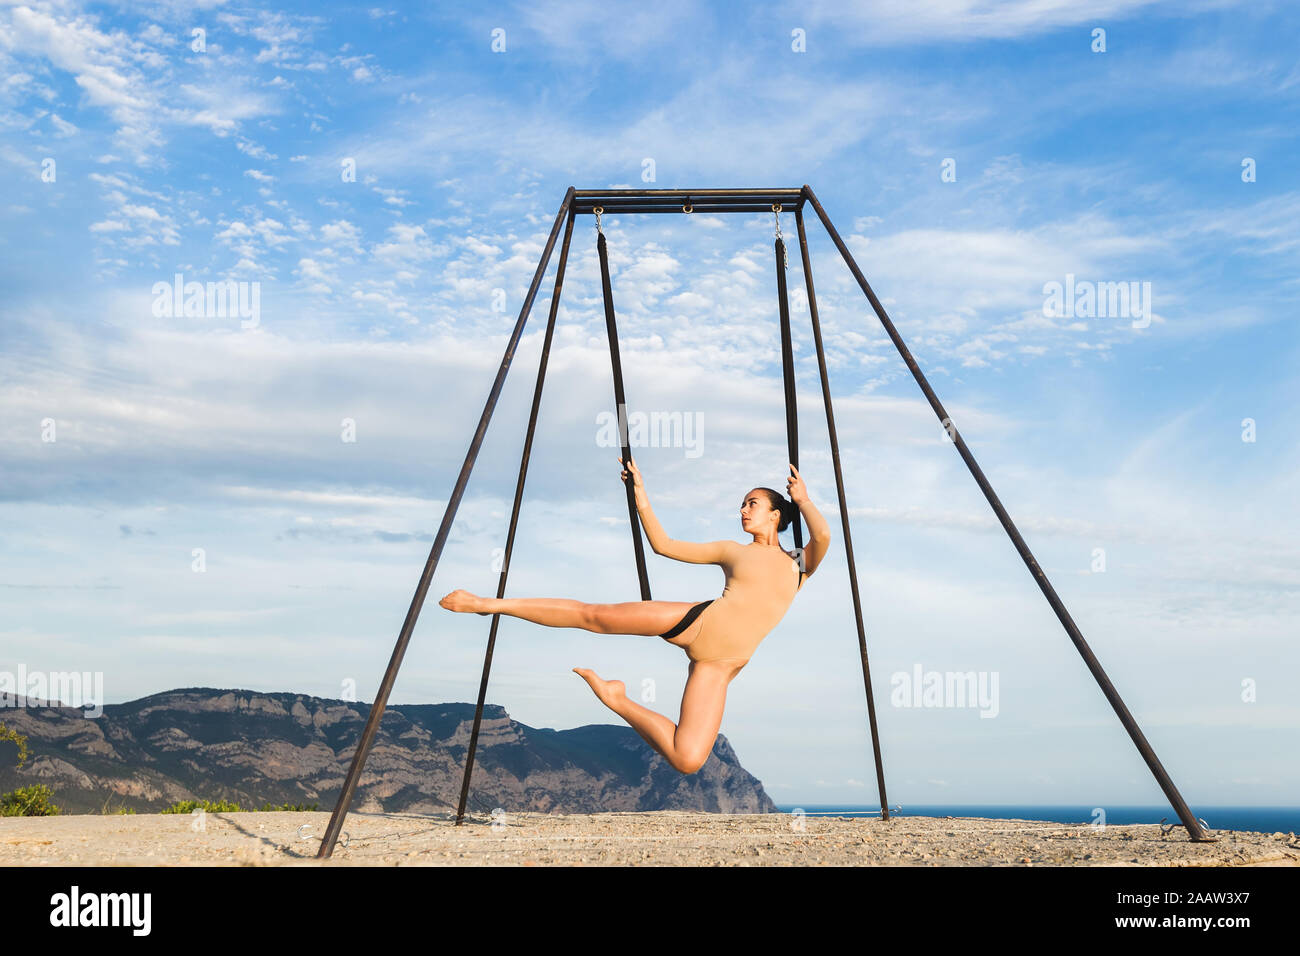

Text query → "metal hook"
[773,203,787,269]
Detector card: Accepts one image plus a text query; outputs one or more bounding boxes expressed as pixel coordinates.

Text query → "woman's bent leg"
[574,662,732,774]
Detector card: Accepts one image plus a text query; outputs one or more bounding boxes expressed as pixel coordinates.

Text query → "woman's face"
[740,490,776,533]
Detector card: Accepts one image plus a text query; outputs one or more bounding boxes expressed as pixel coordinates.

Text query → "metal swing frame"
[315,186,1213,859]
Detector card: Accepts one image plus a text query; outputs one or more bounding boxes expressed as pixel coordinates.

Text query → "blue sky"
[1,0,1296,809]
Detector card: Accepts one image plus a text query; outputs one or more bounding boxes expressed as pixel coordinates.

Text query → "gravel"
[2,811,1296,866]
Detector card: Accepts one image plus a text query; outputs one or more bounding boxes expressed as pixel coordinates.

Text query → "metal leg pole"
[802,184,1212,841]
[453,208,577,825]
[315,187,577,859]
[793,207,891,821]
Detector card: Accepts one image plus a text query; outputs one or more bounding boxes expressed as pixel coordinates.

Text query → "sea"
[773,804,1300,834]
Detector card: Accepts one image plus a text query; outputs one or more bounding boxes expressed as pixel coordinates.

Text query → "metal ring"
[682,201,693,213]
[772,203,782,213]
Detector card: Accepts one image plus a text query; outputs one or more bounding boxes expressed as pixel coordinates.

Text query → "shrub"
[0,784,60,817]
[0,723,30,769]
[161,799,244,814]
[0,725,59,816]
[161,798,321,814]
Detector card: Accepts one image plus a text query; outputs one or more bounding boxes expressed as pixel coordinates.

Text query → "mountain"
[0,688,778,815]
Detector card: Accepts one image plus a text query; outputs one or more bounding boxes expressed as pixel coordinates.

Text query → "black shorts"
[660,600,713,639]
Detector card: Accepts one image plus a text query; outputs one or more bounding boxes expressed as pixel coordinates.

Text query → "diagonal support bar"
[792,208,891,820]
[801,184,1212,842]
[316,187,577,859]
[453,207,579,825]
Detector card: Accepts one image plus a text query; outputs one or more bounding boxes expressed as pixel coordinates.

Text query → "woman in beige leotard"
[438,456,833,775]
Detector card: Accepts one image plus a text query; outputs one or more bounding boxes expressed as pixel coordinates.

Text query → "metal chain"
[593,205,603,236]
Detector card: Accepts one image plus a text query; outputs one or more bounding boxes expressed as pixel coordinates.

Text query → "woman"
[439,457,832,774]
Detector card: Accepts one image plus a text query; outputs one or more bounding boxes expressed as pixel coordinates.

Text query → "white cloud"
[319,219,363,253]
[3,4,279,161]
[48,111,77,136]
[236,138,277,160]
[7,4,162,158]
[294,256,335,293]
[800,0,1234,43]
[372,223,437,263]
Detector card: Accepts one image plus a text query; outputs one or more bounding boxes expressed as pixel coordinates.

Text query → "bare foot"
[439,589,489,615]
[573,667,626,708]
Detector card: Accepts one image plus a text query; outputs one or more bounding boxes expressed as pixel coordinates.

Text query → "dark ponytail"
[756,487,797,533]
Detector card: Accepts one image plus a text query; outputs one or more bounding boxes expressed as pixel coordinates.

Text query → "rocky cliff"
[0,688,778,816]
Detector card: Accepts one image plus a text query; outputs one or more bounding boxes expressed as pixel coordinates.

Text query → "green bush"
[160,799,319,814]
[0,724,58,815]
[161,798,244,814]
[0,723,30,769]
[0,784,60,817]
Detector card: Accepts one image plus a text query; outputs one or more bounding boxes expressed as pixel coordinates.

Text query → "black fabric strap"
[775,236,805,575]
[598,230,653,600]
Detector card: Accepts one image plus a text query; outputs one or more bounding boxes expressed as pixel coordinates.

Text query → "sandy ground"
[2,810,1297,866]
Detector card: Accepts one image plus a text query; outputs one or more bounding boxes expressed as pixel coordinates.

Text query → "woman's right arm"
[633,481,671,553]
[620,456,734,565]
[620,455,668,551]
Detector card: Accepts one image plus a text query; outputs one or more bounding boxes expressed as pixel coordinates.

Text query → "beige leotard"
[679,542,804,664]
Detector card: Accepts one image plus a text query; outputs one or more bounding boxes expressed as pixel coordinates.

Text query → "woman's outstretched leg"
[573,663,733,774]
[440,590,590,627]
[439,589,698,636]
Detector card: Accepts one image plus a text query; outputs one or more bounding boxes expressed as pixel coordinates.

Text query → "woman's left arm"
[787,464,833,575]
[798,497,833,543]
